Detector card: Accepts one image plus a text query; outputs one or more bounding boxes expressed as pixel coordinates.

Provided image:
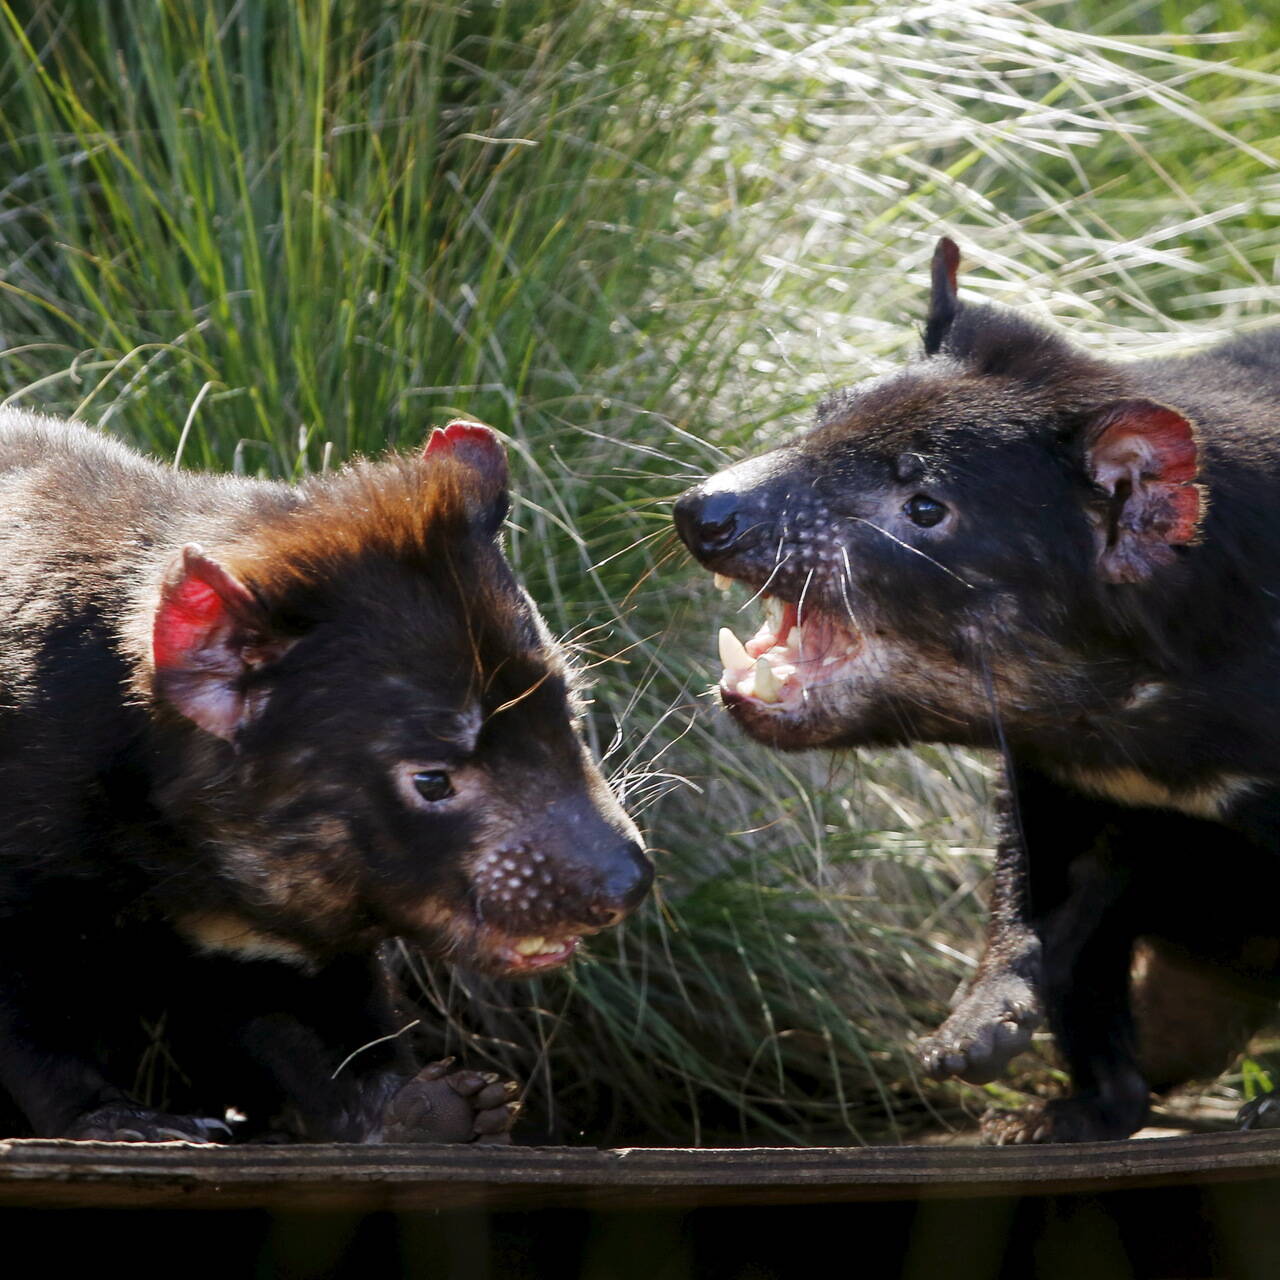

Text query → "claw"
[381,1067,526,1144]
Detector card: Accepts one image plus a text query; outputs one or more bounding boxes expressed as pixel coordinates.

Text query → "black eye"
[412,770,455,803]
[904,495,948,528]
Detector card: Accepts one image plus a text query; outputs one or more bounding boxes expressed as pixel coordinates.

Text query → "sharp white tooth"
[754,658,782,703]
[822,654,839,667]
[719,626,752,672]
[713,573,733,592]
[766,597,784,630]
[516,936,547,956]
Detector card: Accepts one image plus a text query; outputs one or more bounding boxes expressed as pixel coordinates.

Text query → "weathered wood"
[2,1132,1280,1210]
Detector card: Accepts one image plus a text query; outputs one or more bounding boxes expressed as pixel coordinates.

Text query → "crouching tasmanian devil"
[0,413,651,1143]
[675,237,1280,1143]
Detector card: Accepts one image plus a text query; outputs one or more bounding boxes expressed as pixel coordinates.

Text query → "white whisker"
[738,547,793,613]
[849,517,975,589]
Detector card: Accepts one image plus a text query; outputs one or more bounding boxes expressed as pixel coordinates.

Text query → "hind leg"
[1130,839,1280,1127]
[1132,940,1276,1095]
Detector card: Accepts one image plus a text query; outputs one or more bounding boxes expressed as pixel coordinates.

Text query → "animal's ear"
[153,546,287,739]
[425,420,510,535]
[1084,399,1202,584]
[923,237,961,356]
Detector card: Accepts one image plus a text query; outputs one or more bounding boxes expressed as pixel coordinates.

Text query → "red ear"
[424,420,510,534]
[1085,399,1202,584]
[153,546,278,739]
[424,421,508,485]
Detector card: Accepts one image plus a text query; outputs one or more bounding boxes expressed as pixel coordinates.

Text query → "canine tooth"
[822,654,839,667]
[754,658,782,703]
[714,573,733,592]
[515,936,547,956]
[718,626,751,672]
[766,598,784,630]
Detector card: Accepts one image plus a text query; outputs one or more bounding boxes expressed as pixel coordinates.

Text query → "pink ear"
[424,420,510,533]
[1085,399,1202,584]
[153,546,271,739]
[424,420,508,486]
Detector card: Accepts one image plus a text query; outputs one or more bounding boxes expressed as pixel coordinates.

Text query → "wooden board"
[3,1131,1280,1210]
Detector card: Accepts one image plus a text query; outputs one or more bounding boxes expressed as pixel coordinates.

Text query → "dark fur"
[675,240,1280,1142]
[0,412,649,1142]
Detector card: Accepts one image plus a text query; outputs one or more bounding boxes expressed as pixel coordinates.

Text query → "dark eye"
[412,770,455,803]
[904,495,948,528]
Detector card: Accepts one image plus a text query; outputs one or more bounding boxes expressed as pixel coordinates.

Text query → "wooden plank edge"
[2,1132,1279,1210]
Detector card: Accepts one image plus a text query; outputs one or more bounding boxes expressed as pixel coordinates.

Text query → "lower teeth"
[515,936,555,957]
[754,657,782,703]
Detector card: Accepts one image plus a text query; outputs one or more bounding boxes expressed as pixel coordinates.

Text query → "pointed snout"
[674,485,744,561]
[675,451,794,566]
[582,836,653,928]
[472,791,653,939]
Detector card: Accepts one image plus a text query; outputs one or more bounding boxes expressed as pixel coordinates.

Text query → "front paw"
[381,1059,520,1145]
[982,1091,1148,1144]
[63,1104,232,1143]
[917,970,1043,1084]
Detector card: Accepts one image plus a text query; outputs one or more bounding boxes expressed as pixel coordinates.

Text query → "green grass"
[0,0,1277,1144]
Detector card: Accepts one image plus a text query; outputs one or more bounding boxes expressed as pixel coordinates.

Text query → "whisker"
[838,547,862,632]
[796,567,816,696]
[850,516,975,589]
[588,525,668,572]
[620,544,684,608]
[738,549,793,613]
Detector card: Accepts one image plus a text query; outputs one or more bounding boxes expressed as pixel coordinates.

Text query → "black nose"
[588,840,654,928]
[674,486,741,560]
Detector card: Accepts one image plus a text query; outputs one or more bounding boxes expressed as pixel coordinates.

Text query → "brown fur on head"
[145,424,650,976]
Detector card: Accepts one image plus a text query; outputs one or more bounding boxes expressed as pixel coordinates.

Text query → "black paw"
[63,1104,233,1143]
[917,970,1043,1084]
[981,1093,1147,1145]
[1238,1092,1280,1130]
[382,1059,520,1145]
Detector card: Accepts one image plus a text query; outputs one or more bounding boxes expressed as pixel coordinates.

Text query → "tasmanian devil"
[674,237,1280,1143]
[0,413,651,1143]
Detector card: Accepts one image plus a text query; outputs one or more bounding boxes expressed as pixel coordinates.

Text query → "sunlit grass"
[0,0,1276,1143]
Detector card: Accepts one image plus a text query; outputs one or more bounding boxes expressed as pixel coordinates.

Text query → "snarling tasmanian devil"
[0,414,650,1143]
[675,237,1280,1143]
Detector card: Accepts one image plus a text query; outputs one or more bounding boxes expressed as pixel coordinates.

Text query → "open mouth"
[409,898,586,978]
[493,932,581,973]
[714,575,863,710]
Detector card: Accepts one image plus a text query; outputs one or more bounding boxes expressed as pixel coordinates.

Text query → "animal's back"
[1207,327,1280,392]
[0,412,179,575]
[1133,326,1280,432]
